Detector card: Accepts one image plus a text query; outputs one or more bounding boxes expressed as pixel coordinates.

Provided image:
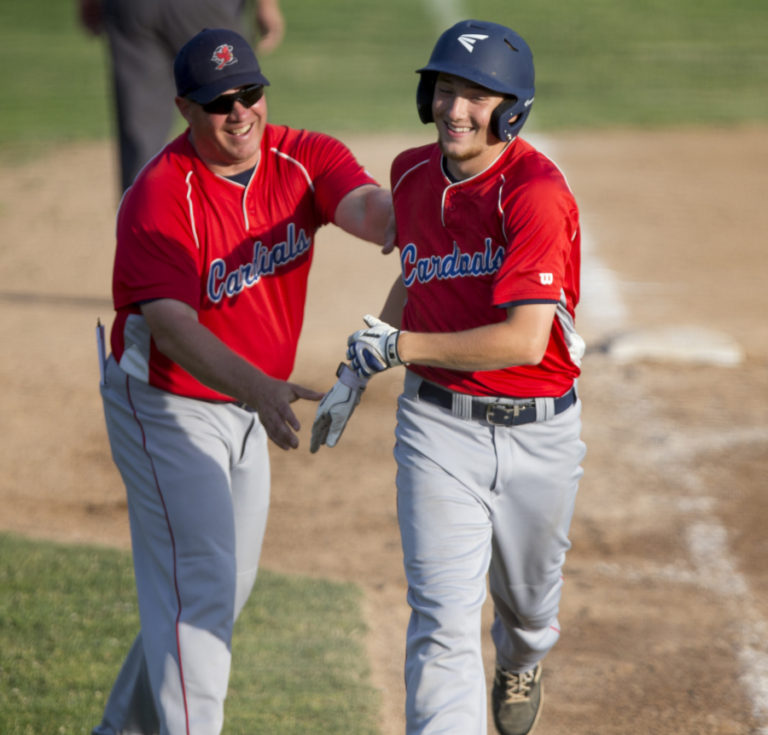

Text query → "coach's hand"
[249,376,323,451]
[310,364,368,453]
[347,315,403,378]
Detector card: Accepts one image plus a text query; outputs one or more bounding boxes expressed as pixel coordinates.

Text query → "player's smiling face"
[176,85,267,176]
[432,73,510,180]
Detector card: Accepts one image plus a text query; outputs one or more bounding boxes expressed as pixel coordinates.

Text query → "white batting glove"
[346,314,403,378]
[310,363,368,453]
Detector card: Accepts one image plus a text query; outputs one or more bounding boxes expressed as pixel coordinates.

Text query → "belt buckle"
[485,402,522,426]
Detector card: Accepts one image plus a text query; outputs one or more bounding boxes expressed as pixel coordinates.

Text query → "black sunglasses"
[200,84,264,114]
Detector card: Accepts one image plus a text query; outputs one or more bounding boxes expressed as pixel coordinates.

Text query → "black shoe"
[491,663,543,735]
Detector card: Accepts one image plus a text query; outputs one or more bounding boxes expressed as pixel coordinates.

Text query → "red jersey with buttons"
[391,138,582,398]
[111,125,377,400]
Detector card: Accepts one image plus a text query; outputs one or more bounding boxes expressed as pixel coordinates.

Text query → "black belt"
[417,381,576,427]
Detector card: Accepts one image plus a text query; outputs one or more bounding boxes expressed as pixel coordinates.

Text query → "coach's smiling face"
[176,85,267,177]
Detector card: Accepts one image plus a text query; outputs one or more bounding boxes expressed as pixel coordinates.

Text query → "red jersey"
[111,125,377,400]
[391,138,582,398]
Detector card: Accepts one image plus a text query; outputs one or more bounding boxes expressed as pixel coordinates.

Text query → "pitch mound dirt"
[1,128,766,733]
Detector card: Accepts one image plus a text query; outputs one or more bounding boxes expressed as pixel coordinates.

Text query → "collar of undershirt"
[441,157,459,183]
[226,166,256,186]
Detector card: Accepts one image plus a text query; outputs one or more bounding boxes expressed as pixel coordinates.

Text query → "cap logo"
[457,34,489,53]
[211,43,237,70]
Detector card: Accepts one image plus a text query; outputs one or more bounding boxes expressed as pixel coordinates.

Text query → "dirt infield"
[1,128,766,734]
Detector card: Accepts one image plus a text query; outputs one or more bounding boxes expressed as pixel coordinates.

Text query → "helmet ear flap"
[416,73,437,124]
[491,98,524,141]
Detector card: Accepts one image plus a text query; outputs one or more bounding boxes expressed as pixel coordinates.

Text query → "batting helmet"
[416,19,535,141]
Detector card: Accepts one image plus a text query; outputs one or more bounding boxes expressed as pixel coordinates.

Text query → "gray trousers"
[93,357,269,735]
[101,0,246,191]
[395,370,586,734]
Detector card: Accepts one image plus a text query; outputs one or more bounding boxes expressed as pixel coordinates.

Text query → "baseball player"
[93,28,392,735]
[315,19,586,735]
[77,0,285,192]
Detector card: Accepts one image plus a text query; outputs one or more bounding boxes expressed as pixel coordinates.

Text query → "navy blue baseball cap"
[174,28,270,104]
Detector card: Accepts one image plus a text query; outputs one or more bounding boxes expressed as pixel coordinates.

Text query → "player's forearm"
[397,325,542,370]
[397,304,556,371]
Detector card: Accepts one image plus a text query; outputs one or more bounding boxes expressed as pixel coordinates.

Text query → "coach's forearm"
[141,299,272,403]
[334,185,395,250]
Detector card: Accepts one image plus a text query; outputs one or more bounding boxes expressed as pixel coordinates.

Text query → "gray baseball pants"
[394,369,586,734]
[93,356,269,735]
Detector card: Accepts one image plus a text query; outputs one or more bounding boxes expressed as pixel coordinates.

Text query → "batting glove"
[310,363,368,453]
[346,314,403,378]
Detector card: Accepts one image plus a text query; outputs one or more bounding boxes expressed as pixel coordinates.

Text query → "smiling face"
[176,85,268,176]
[432,73,511,180]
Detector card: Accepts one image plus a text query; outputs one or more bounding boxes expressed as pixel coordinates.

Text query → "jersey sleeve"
[112,175,202,311]
[493,171,579,307]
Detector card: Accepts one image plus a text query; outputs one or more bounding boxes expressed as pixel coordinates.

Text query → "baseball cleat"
[491,663,543,735]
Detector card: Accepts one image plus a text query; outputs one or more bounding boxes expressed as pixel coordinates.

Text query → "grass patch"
[0,1,111,148]
[1,0,767,155]
[0,533,378,735]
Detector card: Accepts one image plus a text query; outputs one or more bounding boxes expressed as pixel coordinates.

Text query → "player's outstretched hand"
[346,315,403,378]
[310,364,368,453]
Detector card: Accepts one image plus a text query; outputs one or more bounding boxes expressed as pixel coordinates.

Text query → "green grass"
[0,0,766,154]
[0,1,110,151]
[0,534,378,735]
